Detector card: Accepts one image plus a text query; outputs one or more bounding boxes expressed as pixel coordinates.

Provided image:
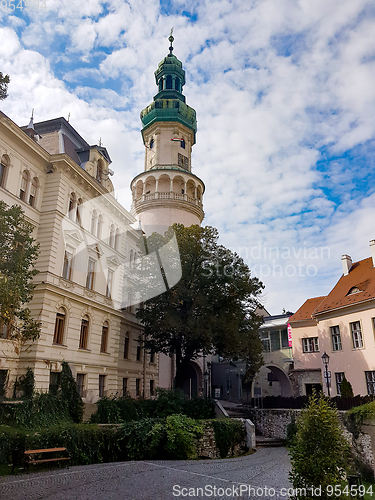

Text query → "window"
[365,371,375,395]
[62,249,73,280]
[19,170,29,201]
[150,138,154,149]
[99,375,106,398]
[150,349,155,364]
[0,323,9,340]
[302,337,319,353]
[86,258,95,289]
[76,198,83,226]
[49,372,61,395]
[150,380,155,396]
[331,326,342,351]
[109,225,115,248]
[270,331,280,351]
[53,309,65,345]
[29,177,38,207]
[180,138,185,149]
[350,321,363,348]
[100,322,109,353]
[76,374,85,398]
[281,329,289,348]
[79,317,89,349]
[96,161,103,183]
[0,370,8,399]
[115,229,120,251]
[90,210,97,235]
[136,378,141,397]
[166,75,172,89]
[106,269,114,298]
[335,372,345,395]
[124,334,130,359]
[175,77,180,92]
[122,378,128,396]
[0,155,9,188]
[136,340,142,361]
[260,332,270,352]
[68,193,75,220]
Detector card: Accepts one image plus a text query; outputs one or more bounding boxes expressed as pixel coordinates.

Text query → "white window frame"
[350,321,363,349]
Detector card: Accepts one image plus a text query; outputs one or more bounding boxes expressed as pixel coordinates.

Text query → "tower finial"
[168,27,174,55]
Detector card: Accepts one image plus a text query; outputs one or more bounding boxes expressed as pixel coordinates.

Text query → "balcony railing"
[133,191,203,208]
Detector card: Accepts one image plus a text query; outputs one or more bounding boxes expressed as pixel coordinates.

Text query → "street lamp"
[322,351,330,397]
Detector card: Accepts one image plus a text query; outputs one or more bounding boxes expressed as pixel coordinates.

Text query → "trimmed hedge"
[0,416,245,469]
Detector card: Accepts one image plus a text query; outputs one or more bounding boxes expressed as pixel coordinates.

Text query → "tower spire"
[169,28,174,55]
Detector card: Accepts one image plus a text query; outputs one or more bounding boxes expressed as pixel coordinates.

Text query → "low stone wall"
[197,419,254,458]
[248,408,300,440]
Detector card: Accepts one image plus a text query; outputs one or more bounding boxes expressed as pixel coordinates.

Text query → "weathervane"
[169,27,174,54]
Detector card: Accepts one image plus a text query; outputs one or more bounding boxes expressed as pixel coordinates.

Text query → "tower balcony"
[140,99,197,137]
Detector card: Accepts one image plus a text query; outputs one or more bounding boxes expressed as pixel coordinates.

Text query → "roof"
[259,313,293,329]
[289,297,325,323]
[314,257,375,315]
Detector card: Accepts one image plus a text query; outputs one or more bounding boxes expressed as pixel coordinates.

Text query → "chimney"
[341,255,352,276]
[370,240,375,267]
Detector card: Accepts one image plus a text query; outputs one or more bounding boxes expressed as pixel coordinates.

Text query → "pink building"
[289,241,375,397]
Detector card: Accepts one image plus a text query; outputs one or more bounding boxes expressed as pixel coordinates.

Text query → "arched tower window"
[180,139,185,149]
[150,138,154,149]
[166,75,173,89]
[0,155,9,188]
[175,77,180,91]
[29,177,38,207]
[20,170,29,201]
[158,79,163,92]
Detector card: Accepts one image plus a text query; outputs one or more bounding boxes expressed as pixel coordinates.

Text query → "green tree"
[136,224,264,390]
[0,72,10,100]
[340,376,354,397]
[0,202,40,352]
[289,391,350,499]
[60,361,84,423]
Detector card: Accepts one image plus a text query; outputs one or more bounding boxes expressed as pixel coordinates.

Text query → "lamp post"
[322,351,330,397]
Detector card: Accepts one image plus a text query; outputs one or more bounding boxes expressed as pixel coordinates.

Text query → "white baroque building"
[0,112,158,402]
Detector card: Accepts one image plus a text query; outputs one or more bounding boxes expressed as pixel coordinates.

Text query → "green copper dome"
[140,34,197,142]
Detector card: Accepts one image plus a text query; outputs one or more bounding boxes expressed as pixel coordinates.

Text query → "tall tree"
[136,224,264,389]
[0,202,40,353]
[0,72,10,100]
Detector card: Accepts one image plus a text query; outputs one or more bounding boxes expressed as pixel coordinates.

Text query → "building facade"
[0,112,158,401]
[289,242,375,397]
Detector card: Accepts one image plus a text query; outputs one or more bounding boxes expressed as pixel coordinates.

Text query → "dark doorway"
[305,383,323,396]
[181,363,199,398]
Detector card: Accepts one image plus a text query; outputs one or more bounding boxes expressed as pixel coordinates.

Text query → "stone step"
[256,436,285,447]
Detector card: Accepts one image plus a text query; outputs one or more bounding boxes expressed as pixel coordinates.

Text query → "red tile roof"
[314,257,375,315]
[289,296,325,323]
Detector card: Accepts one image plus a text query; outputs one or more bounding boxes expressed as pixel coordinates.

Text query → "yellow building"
[0,111,158,401]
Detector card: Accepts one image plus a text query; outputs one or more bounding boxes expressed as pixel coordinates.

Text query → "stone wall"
[248,408,300,440]
[196,420,252,459]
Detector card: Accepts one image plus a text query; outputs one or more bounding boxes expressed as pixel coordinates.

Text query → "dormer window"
[347,286,361,295]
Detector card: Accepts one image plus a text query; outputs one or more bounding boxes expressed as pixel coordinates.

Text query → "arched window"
[180,139,185,149]
[115,228,120,251]
[150,138,154,149]
[100,321,109,353]
[76,198,83,226]
[166,75,172,89]
[158,79,163,92]
[0,155,9,188]
[53,308,66,345]
[68,193,76,220]
[97,215,103,239]
[79,315,89,349]
[29,177,38,207]
[96,160,103,183]
[19,170,29,201]
[175,77,180,91]
[109,224,115,248]
[91,210,97,235]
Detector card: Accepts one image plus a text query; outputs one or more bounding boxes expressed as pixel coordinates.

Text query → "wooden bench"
[24,447,70,469]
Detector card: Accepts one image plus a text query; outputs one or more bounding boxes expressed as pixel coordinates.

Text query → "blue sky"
[1,0,375,314]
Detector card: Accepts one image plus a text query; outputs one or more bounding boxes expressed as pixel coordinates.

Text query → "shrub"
[163,414,203,459]
[212,419,247,458]
[289,391,350,499]
[60,361,84,423]
[340,377,354,398]
[345,401,375,438]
